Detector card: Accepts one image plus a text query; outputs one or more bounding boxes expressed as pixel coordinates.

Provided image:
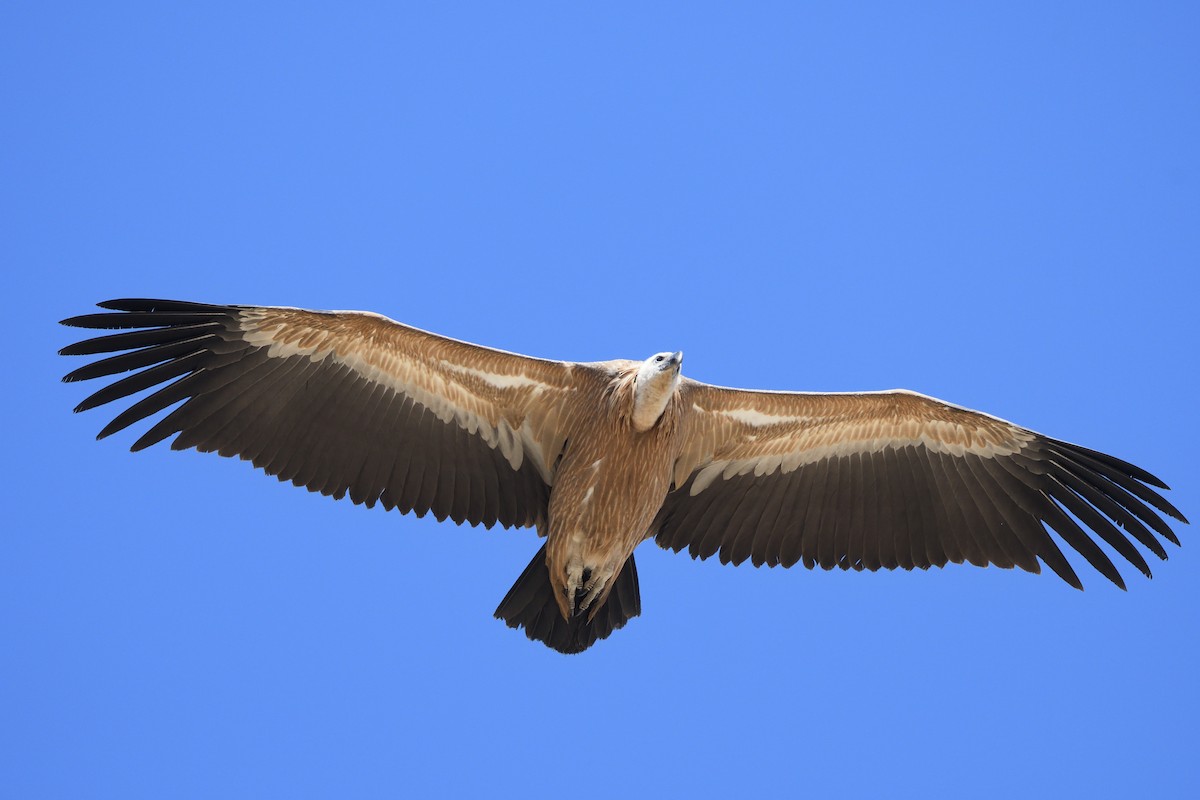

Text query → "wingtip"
[96,299,136,310]
[1138,473,1171,492]
[96,418,126,440]
[74,395,104,413]
[59,315,93,328]
[95,298,171,311]
[96,298,231,313]
[1047,557,1084,592]
[95,298,168,312]
[61,365,92,383]
[59,300,152,326]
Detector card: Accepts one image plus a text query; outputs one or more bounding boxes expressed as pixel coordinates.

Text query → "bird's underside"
[61,299,1189,654]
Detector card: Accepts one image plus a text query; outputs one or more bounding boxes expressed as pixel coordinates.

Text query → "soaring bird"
[60,299,1188,653]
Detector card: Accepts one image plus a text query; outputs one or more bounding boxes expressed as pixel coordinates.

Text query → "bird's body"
[544,361,683,619]
[61,299,1188,653]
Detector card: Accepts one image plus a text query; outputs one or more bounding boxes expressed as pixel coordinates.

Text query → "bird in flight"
[61,299,1188,653]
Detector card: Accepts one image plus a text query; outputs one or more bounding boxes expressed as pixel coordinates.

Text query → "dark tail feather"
[494,544,641,654]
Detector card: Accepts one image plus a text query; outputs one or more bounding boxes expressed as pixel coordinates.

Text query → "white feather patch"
[720,408,811,427]
[437,360,548,390]
[688,431,1030,496]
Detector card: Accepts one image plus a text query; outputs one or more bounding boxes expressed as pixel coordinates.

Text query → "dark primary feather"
[654,435,1186,591]
[60,300,550,531]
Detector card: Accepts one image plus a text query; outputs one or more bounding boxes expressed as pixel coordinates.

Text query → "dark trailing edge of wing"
[653,435,1186,591]
[60,299,550,531]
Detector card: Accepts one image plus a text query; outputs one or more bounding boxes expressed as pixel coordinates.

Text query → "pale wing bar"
[61,299,551,529]
[655,402,1187,590]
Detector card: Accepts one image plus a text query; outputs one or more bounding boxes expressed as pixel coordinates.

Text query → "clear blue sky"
[4,3,1198,798]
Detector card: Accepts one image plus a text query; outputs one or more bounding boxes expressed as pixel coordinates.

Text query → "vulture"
[60,299,1188,653]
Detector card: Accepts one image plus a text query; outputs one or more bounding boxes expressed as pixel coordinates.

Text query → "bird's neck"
[630,371,680,432]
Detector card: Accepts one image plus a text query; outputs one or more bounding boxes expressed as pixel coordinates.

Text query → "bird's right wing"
[61,299,599,530]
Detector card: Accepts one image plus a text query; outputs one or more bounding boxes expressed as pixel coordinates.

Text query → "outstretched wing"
[61,299,591,530]
[655,382,1187,588]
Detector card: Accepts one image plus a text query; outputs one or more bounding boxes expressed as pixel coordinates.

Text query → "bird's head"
[631,351,683,431]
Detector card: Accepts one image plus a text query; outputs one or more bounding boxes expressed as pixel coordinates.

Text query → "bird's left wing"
[61,299,591,530]
[654,381,1187,588]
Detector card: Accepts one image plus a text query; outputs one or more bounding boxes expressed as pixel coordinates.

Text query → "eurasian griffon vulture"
[60,299,1188,653]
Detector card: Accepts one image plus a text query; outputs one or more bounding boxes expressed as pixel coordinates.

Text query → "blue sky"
[3,2,1198,797]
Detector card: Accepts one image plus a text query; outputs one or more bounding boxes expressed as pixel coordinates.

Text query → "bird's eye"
[655,355,664,362]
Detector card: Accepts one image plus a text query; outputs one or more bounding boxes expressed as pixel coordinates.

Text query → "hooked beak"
[670,351,683,367]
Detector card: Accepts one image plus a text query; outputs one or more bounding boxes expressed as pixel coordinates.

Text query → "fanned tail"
[494,544,641,654]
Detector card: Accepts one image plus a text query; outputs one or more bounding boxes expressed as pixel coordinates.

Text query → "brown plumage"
[60,299,1189,653]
